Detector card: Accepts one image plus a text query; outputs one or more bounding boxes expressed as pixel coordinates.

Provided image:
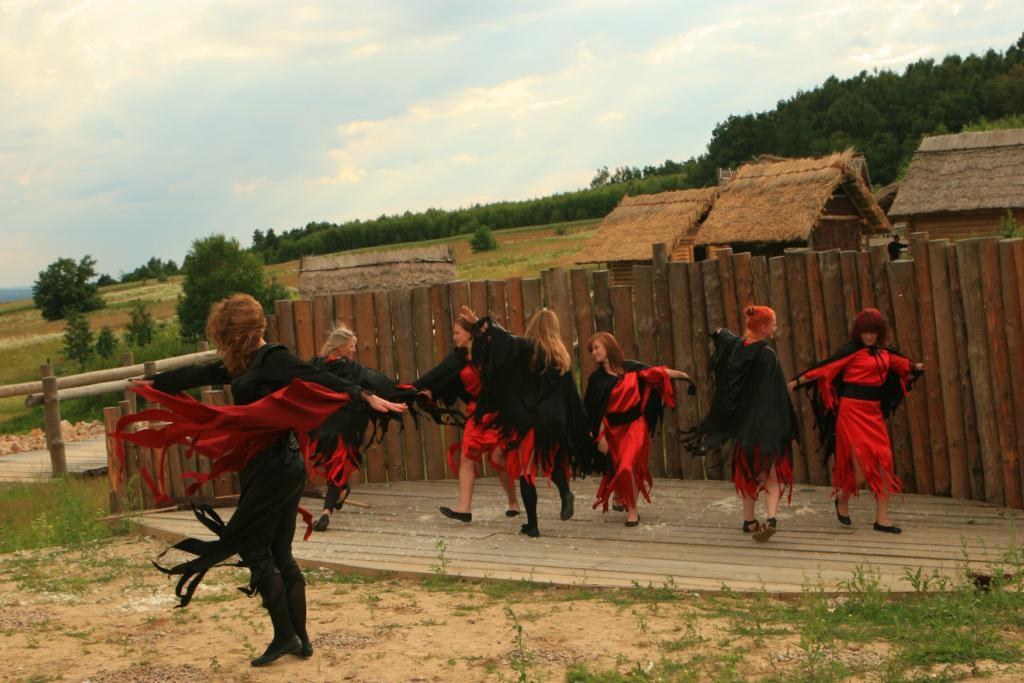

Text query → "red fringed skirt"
[732,444,793,503]
[445,403,515,475]
[832,397,903,498]
[592,417,653,512]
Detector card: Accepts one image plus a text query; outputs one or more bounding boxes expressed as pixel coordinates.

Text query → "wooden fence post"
[392,289,424,481]
[569,269,597,384]
[653,244,682,478]
[999,238,1024,508]
[39,364,67,478]
[521,278,543,322]
[784,251,821,485]
[293,299,315,361]
[609,285,637,359]
[274,300,297,353]
[688,262,717,480]
[506,277,526,334]
[354,292,385,483]
[668,262,702,480]
[121,352,137,413]
[201,389,229,498]
[312,295,335,352]
[633,265,665,478]
[413,286,445,480]
[592,270,613,333]
[956,239,1004,505]
[103,405,124,512]
[375,290,406,482]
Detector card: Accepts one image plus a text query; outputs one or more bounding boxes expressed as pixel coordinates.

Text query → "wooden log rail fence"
[93,234,1024,513]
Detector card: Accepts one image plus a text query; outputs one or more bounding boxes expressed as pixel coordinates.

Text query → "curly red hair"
[850,308,887,346]
[205,294,267,376]
[744,305,776,336]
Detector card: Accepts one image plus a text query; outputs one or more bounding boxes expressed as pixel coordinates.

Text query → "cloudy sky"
[1,1,1021,286]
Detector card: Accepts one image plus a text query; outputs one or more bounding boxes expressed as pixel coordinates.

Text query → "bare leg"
[839,451,867,517]
[493,452,519,511]
[742,494,757,523]
[763,466,781,519]
[876,492,892,526]
[626,470,640,523]
[452,453,477,513]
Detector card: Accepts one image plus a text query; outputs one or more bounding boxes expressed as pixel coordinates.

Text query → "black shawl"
[683,329,797,458]
[795,342,921,464]
[413,348,476,408]
[471,317,594,475]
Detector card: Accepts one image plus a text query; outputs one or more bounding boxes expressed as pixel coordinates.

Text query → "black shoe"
[296,639,313,658]
[834,499,852,526]
[313,513,330,532]
[625,515,640,528]
[612,504,625,512]
[440,507,472,523]
[742,519,759,533]
[560,491,575,521]
[753,519,776,542]
[873,521,902,534]
[505,509,521,517]
[519,523,540,538]
[251,634,302,667]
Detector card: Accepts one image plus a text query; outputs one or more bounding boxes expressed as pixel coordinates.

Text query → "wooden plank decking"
[0,437,108,482]
[137,479,1023,594]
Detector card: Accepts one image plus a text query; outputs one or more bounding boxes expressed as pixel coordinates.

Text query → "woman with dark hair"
[789,308,924,534]
[119,294,407,667]
[413,318,520,522]
[463,306,591,538]
[684,305,797,542]
[309,323,443,532]
[585,332,689,526]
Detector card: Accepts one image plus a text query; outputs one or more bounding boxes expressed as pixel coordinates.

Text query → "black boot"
[312,513,330,532]
[552,467,574,521]
[518,477,540,537]
[284,572,312,658]
[251,574,301,667]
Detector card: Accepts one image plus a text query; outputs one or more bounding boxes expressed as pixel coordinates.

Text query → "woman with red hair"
[684,305,797,541]
[790,308,924,534]
[585,332,689,526]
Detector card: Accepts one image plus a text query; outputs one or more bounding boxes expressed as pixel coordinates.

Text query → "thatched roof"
[888,129,1024,217]
[874,181,900,213]
[299,245,456,297]
[574,188,718,264]
[695,150,890,245]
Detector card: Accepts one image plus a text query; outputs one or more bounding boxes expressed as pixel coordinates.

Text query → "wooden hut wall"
[106,236,1024,513]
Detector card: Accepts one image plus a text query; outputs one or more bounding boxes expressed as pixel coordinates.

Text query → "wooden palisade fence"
[102,234,1024,513]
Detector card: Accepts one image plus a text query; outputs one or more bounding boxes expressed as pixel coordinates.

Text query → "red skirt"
[592,418,652,512]
[502,429,567,485]
[732,444,793,503]
[446,409,514,474]
[833,397,903,498]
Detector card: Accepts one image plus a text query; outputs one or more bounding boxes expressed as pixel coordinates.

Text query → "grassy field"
[0,219,599,433]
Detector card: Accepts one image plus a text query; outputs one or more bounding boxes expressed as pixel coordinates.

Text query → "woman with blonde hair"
[309,323,449,531]
[462,306,591,537]
[585,332,689,526]
[120,294,406,667]
[414,317,521,523]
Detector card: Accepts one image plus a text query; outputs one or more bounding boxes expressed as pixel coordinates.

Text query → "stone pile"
[0,420,105,456]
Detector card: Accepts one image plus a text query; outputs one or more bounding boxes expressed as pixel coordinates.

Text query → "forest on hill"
[231,35,1023,267]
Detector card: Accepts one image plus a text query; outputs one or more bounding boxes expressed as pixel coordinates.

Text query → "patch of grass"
[0,477,121,553]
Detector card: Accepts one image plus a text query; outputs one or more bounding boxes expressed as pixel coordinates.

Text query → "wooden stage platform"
[137,478,1023,594]
[0,437,108,482]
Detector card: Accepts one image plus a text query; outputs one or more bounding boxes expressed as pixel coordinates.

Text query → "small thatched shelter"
[574,188,718,284]
[695,150,891,255]
[888,129,1024,240]
[299,245,457,298]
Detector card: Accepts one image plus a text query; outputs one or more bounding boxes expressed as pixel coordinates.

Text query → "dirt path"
[1,536,1022,682]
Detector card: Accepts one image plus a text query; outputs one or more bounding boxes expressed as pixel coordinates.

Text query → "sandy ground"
[1,535,1022,683]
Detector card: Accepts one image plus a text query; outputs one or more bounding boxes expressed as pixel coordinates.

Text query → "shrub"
[32,255,105,321]
[124,300,155,347]
[470,226,499,252]
[95,327,117,360]
[62,310,95,369]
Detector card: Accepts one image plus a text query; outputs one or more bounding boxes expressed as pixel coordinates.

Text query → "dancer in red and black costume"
[464,306,592,538]
[790,308,924,534]
[585,332,689,526]
[414,318,520,523]
[309,323,452,532]
[118,295,407,667]
[684,305,797,542]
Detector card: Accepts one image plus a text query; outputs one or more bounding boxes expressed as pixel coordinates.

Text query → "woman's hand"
[128,378,153,387]
[914,362,925,372]
[459,305,479,325]
[418,388,433,400]
[786,379,798,392]
[366,393,408,414]
[597,438,609,454]
[667,369,690,382]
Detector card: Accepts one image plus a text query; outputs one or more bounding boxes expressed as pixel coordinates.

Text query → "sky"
[1,1,1022,286]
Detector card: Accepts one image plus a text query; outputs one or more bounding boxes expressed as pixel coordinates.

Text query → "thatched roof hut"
[299,245,457,298]
[574,188,718,283]
[888,129,1024,240]
[695,150,890,254]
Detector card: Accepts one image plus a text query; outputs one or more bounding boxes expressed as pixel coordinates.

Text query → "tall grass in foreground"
[0,476,125,553]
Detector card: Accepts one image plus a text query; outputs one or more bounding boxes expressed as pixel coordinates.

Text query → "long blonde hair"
[524,308,571,374]
[320,323,356,357]
[205,294,266,376]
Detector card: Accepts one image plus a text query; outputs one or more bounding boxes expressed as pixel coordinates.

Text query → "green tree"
[124,300,155,347]
[62,311,95,369]
[470,226,499,252]
[177,234,284,340]
[95,327,117,360]
[32,256,105,321]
